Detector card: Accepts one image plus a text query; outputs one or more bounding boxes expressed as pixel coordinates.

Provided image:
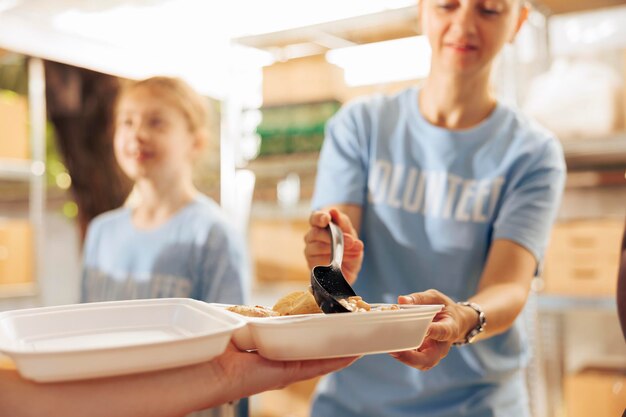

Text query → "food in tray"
[226,305,279,318]
[339,296,400,312]
[222,297,442,359]
[227,288,399,317]
[338,295,371,312]
[227,288,322,317]
[273,289,322,315]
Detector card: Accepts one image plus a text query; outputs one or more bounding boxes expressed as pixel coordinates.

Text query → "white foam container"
[217,303,442,360]
[0,298,245,382]
[211,303,258,351]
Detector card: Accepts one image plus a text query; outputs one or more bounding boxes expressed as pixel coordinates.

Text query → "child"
[81,76,248,417]
[304,1,566,416]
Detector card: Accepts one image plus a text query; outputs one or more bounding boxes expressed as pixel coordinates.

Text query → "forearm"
[457,239,536,342]
[467,281,530,340]
[0,349,357,417]
[393,242,538,369]
[0,362,221,417]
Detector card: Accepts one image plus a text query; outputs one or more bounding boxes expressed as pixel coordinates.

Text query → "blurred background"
[0,1,625,416]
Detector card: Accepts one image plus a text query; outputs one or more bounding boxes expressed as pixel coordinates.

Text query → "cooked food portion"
[338,296,401,312]
[273,289,322,315]
[379,304,401,311]
[226,305,279,318]
[338,296,371,312]
[226,288,399,318]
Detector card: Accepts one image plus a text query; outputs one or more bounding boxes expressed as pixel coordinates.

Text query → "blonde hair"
[116,76,210,140]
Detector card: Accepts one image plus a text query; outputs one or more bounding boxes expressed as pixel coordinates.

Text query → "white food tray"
[0,298,245,382]
[216,303,442,360]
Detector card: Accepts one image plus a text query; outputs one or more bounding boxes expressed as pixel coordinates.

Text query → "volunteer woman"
[304,1,566,416]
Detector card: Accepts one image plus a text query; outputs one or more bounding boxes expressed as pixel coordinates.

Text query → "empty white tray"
[0,298,245,382]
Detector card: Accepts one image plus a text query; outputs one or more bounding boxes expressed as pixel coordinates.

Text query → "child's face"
[114,87,198,183]
[420,0,526,76]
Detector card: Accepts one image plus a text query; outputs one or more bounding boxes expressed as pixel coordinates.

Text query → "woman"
[304,1,565,416]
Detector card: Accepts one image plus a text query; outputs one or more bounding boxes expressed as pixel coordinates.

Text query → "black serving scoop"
[310,221,357,314]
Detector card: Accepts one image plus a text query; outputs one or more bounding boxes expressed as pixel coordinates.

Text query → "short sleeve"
[493,138,566,264]
[311,102,370,210]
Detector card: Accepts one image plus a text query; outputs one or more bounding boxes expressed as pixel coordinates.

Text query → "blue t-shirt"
[82,194,249,417]
[82,194,248,305]
[311,87,566,417]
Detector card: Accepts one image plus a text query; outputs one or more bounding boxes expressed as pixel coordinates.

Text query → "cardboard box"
[564,369,626,417]
[263,55,346,106]
[0,92,29,160]
[542,219,623,296]
[0,220,34,285]
[249,218,310,283]
[257,101,339,156]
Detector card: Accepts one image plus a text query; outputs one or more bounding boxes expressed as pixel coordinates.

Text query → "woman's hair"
[116,76,210,139]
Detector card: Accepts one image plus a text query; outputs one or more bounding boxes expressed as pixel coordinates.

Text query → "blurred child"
[81,76,248,417]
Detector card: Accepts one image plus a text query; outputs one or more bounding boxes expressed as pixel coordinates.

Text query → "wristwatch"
[453,301,486,345]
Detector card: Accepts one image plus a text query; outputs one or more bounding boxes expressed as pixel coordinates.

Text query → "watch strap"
[453,301,486,346]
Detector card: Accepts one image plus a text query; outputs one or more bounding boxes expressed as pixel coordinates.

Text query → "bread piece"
[227,305,279,318]
[272,291,304,315]
[273,288,322,315]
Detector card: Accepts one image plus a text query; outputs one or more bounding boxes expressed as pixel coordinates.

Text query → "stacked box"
[0,90,29,159]
[249,218,310,283]
[564,369,626,417]
[542,219,623,296]
[262,55,345,106]
[257,101,340,156]
[0,220,33,285]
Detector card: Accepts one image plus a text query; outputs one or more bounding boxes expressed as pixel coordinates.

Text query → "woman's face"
[114,87,197,183]
[420,0,526,76]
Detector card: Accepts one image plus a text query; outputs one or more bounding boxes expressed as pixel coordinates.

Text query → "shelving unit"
[0,57,46,302]
[234,6,418,59]
[233,1,625,56]
[561,134,626,171]
[538,294,617,313]
[535,293,624,417]
[0,159,37,181]
[534,3,626,414]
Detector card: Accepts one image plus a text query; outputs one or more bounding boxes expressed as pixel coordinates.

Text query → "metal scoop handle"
[328,222,344,268]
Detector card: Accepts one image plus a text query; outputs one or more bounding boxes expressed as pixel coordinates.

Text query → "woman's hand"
[211,344,358,402]
[304,208,364,284]
[0,343,358,417]
[389,289,478,371]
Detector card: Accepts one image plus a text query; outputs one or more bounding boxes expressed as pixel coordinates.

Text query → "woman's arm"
[392,239,536,370]
[0,345,357,417]
[466,239,536,338]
